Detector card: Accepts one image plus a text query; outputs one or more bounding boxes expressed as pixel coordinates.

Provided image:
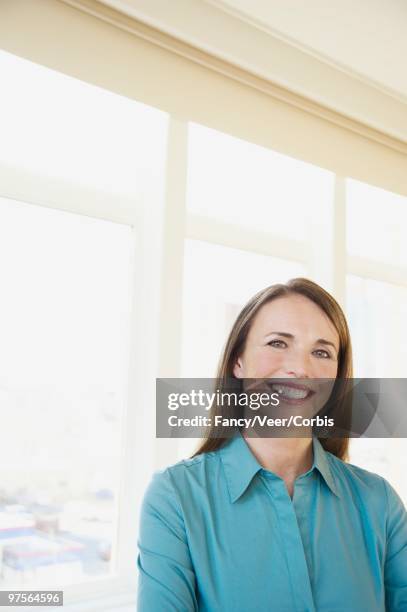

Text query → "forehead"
[249,294,339,343]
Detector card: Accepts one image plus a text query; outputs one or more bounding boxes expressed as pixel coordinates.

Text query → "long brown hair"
[191,278,353,461]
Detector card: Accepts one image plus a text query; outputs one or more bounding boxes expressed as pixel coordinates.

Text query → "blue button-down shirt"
[137,431,407,611]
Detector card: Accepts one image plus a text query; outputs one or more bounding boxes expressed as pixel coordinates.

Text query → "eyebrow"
[265,331,338,352]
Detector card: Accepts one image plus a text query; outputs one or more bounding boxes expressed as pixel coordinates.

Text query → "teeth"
[272,384,310,400]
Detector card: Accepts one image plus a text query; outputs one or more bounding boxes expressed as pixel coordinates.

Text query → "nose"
[283,352,311,378]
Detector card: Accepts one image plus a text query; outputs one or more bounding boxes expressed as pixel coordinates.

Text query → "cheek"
[245,348,284,377]
[315,359,338,378]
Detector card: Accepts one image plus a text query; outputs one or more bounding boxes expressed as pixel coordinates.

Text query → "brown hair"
[191,277,353,461]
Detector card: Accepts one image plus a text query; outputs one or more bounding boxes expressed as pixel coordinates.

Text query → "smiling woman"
[197,277,352,461]
[137,278,407,612]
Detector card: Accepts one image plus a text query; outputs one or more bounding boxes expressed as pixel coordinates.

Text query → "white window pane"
[346,179,407,266]
[346,275,407,377]
[0,197,133,588]
[0,50,168,197]
[187,123,334,240]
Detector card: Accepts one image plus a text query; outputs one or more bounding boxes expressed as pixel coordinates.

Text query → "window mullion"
[307,174,346,306]
[155,117,189,470]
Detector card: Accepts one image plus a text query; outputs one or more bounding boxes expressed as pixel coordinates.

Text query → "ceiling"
[100,0,407,100]
[210,0,407,100]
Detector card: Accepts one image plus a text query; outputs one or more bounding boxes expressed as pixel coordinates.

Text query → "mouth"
[268,381,316,404]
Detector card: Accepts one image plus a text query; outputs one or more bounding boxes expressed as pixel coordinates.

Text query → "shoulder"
[168,450,221,487]
[141,451,220,511]
[327,452,405,517]
[326,452,387,490]
[329,452,387,487]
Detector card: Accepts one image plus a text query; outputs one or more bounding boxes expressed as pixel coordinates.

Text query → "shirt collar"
[219,429,340,503]
[312,435,341,498]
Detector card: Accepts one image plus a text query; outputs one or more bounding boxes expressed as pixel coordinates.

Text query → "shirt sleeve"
[383,478,407,612]
[137,468,198,612]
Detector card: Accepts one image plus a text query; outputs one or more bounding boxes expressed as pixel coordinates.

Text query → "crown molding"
[60,0,407,153]
[205,0,407,105]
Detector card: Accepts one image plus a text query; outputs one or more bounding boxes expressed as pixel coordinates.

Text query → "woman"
[137,278,407,611]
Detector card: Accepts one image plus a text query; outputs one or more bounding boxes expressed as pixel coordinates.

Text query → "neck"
[241,432,314,481]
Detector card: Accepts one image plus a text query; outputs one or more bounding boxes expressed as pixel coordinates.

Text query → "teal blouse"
[137,431,407,611]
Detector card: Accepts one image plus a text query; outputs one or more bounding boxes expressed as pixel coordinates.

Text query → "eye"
[313,349,331,359]
[267,339,287,348]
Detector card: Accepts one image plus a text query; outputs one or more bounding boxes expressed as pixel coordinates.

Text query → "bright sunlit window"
[346,178,407,267]
[346,178,407,378]
[346,275,407,378]
[187,123,334,240]
[0,50,168,598]
[345,178,407,504]
[0,196,133,587]
[0,51,166,197]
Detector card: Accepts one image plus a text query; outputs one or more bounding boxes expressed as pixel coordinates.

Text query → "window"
[345,179,407,503]
[346,276,407,378]
[187,123,333,240]
[0,50,168,605]
[0,197,133,587]
[346,179,407,267]
[0,50,165,196]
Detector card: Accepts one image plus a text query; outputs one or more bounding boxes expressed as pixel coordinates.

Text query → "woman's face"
[233,293,339,380]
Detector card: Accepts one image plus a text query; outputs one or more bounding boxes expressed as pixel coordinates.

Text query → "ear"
[233,357,244,378]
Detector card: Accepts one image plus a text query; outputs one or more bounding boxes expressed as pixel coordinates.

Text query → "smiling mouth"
[269,382,315,403]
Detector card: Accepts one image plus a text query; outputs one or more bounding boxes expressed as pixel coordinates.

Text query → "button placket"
[261,472,317,612]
